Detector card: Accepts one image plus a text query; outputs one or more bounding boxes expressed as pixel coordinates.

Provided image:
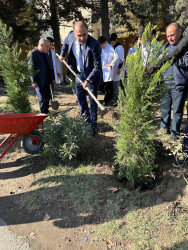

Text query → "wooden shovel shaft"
[56,53,105,111]
[50,84,54,101]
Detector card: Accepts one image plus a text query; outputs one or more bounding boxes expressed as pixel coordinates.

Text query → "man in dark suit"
[28,38,55,114]
[59,21,101,138]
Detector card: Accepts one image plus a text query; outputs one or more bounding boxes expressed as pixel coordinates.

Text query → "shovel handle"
[56,53,105,111]
[50,85,54,101]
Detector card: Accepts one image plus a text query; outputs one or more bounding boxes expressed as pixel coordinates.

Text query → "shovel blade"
[51,101,60,110]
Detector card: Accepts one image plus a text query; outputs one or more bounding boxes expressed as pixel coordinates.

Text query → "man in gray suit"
[29,38,55,114]
[59,21,101,138]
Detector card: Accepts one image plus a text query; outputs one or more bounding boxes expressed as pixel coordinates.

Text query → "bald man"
[158,27,188,66]
[28,38,55,114]
[59,21,101,138]
[160,23,188,140]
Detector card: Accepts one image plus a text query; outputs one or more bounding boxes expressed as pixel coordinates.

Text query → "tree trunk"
[49,0,61,54]
[100,0,109,40]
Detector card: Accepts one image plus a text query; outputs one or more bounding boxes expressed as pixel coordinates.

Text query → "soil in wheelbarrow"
[0,83,188,250]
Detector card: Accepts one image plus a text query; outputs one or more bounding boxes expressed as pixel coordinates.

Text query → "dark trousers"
[36,84,51,114]
[104,81,113,104]
[183,120,188,153]
[160,85,187,135]
[75,77,99,130]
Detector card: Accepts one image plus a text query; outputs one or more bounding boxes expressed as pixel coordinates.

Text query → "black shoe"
[165,129,171,135]
[91,129,97,138]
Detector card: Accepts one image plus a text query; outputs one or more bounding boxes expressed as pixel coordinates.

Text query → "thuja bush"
[0,20,31,113]
[114,23,172,186]
[43,113,90,160]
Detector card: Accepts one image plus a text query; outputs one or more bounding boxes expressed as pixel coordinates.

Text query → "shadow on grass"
[0,166,186,227]
[164,241,188,249]
[0,155,48,179]
[0,156,31,169]
[0,150,187,248]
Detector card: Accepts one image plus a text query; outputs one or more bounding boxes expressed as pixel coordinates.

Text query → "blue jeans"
[160,85,187,135]
[75,75,99,130]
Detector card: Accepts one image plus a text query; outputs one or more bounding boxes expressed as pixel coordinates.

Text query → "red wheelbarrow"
[0,113,48,159]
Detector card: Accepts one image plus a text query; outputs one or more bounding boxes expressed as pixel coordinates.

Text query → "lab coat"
[112,44,125,82]
[101,43,119,82]
[51,49,63,84]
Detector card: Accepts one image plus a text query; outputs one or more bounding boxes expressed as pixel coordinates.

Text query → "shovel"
[50,85,60,110]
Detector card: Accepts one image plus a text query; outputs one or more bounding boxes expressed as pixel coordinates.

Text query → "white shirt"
[72,39,86,72]
[142,41,161,67]
[101,43,119,82]
[112,44,125,82]
[142,43,150,67]
[49,50,62,84]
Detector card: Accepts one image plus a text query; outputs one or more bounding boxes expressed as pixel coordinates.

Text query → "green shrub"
[43,113,90,160]
[114,23,172,186]
[0,19,31,113]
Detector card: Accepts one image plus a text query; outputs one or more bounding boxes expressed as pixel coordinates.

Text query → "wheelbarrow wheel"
[21,131,44,155]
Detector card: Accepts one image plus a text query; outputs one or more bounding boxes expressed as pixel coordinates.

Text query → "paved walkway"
[0,218,32,250]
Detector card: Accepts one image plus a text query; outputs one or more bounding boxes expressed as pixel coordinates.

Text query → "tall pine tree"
[0,20,31,113]
[114,23,172,186]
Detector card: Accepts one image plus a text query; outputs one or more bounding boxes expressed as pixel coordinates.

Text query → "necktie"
[79,44,84,74]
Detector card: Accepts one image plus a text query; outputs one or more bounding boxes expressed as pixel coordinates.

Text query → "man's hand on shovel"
[83,80,89,89]
[58,56,65,62]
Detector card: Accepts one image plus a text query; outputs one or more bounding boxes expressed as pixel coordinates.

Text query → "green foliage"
[0,19,31,113]
[0,0,48,45]
[110,0,187,34]
[43,113,90,160]
[167,0,188,28]
[110,0,171,33]
[114,23,172,186]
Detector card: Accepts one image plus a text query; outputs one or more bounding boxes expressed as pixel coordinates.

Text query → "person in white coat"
[110,33,125,106]
[98,36,119,105]
[46,37,63,84]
